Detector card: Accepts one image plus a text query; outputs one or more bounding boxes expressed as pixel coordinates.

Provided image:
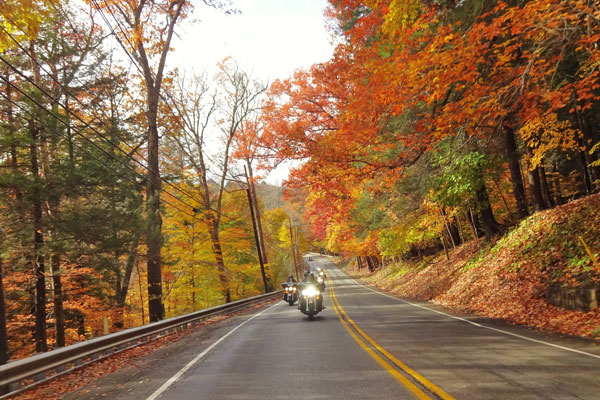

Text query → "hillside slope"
[344,194,600,338]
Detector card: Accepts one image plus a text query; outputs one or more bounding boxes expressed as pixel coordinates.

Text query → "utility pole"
[295,223,301,272]
[245,162,268,269]
[244,168,269,293]
[247,188,269,292]
[288,221,299,280]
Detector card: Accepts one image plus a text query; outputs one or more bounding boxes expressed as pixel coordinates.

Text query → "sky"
[173,0,335,82]
[171,1,336,185]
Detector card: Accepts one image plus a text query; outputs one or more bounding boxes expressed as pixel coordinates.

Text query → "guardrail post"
[8,381,19,392]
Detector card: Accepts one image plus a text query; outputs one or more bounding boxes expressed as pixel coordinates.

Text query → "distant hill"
[256,183,285,210]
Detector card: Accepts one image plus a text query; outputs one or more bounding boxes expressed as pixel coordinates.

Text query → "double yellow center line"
[328,277,455,400]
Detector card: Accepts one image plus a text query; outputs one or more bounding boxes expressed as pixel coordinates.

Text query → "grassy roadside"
[340,194,600,339]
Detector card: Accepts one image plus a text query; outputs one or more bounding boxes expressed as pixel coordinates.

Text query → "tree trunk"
[29,121,47,353]
[365,256,374,272]
[0,255,8,365]
[440,235,450,261]
[538,163,554,208]
[134,0,186,322]
[146,96,164,322]
[207,218,231,303]
[551,163,564,205]
[448,217,461,246]
[50,254,65,347]
[503,120,529,219]
[356,256,364,270]
[525,146,548,211]
[41,124,65,347]
[135,262,146,325]
[28,42,47,351]
[579,150,593,195]
[41,129,65,347]
[369,255,380,270]
[476,183,501,238]
[576,107,599,188]
[31,43,66,347]
[441,209,458,249]
[468,209,483,240]
[114,242,138,329]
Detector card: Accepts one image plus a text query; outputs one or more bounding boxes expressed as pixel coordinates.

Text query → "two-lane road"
[143,266,412,399]
[66,254,600,400]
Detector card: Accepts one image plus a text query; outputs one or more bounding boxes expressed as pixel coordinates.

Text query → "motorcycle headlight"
[302,287,318,297]
[285,287,289,292]
[292,287,297,291]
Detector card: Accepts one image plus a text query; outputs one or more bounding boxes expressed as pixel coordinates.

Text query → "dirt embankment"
[343,195,600,338]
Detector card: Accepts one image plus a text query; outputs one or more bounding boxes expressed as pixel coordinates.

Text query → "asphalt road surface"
[66,254,600,400]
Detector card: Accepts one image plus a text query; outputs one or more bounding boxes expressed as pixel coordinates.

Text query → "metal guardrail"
[0,290,282,398]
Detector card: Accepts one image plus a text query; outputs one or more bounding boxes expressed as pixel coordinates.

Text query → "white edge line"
[331,265,600,360]
[146,301,282,400]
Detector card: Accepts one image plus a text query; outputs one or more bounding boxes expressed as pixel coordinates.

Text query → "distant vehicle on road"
[308,257,313,261]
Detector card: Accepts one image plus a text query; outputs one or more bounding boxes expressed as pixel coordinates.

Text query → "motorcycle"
[317,275,324,286]
[317,270,326,285]
[282,282,298,306]
[298,284,324,320]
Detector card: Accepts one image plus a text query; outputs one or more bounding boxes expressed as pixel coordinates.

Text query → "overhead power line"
[0,75,197,219]
[0,24,207,214]
[0,4,240,224]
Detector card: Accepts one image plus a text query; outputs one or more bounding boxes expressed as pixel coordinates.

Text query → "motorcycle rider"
[282,275,298,301]
[306,272,325,292]
[298,272,325,311]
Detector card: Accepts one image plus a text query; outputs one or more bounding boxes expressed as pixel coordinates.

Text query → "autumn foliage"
[255,0,600,334]
[259,0,600,269]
